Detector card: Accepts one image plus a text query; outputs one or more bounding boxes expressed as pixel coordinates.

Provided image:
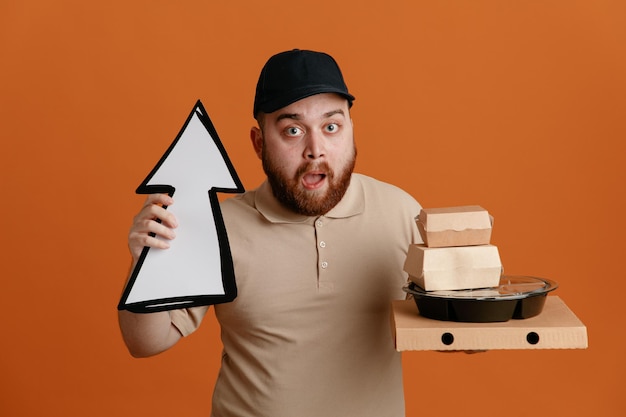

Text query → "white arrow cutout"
[121,102,243,312]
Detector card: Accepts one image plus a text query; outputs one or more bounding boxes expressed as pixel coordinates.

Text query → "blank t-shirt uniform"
[171,173,421,417]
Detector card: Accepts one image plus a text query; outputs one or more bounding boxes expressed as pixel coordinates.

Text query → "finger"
[129,229,172,250]
[141,205,178,229]
[128,218,176,260]
[132,216,177,240]
[143,193,174,208]
[136,197,178,229]
[128,231,171,261]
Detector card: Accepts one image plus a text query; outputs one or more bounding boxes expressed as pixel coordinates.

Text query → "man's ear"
[250,126,263,159]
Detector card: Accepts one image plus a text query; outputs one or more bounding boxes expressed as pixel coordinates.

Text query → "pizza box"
[391,296,588,351]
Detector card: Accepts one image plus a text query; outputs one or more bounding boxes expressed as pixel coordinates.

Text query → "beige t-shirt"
[171,174,421,417]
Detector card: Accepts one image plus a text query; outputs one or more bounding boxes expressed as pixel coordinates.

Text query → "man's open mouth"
[302,172,327,189]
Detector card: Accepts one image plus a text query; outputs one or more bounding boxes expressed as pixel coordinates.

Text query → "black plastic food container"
[403,276,558,323]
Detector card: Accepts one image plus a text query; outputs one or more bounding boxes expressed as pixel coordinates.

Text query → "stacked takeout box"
[404,205,502,291]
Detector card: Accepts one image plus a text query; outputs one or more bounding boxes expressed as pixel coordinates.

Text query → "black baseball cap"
[253,49,355,117]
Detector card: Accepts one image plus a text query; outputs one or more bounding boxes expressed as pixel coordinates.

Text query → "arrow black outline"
[118,100,245,313]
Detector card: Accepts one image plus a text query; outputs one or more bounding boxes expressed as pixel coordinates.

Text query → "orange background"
[2,1,625,416]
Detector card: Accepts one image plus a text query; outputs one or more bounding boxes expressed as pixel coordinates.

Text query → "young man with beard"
[119,49,422,417]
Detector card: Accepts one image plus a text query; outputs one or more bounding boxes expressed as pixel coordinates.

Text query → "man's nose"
[304,130,325,159]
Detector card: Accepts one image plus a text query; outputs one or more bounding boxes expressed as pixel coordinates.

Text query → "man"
[119,49,422,417]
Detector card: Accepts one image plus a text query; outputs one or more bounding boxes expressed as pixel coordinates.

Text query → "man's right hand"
[128,194,178,262]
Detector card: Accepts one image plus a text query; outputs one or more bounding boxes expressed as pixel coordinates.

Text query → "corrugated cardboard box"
[391,296,588,350]
[417,205,493,247]
[404,244,502,291]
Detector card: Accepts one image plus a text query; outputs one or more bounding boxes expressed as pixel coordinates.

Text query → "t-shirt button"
[321,261,328,269]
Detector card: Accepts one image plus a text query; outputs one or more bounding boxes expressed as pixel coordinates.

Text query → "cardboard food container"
[404,244,502,291]
[417,205,493,247]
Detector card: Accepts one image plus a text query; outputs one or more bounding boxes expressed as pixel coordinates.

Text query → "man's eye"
[325,123,339,133]
[285,127,302,136]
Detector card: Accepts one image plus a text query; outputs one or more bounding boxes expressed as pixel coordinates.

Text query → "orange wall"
[2,1,624,416]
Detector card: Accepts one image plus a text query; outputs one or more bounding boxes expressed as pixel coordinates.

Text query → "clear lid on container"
[403,275,558,301]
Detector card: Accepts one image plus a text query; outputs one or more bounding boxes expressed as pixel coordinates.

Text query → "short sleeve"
[170,306,209,336]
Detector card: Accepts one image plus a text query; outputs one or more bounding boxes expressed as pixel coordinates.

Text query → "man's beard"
[262,147,356,216]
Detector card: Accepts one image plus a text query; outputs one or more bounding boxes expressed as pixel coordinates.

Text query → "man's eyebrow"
[275,109,346,123]
[324,109,345,118]
[276,113,300,122]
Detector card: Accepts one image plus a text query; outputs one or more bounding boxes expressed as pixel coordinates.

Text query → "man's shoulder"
[220,189,255,211]
[353,173,418,205]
